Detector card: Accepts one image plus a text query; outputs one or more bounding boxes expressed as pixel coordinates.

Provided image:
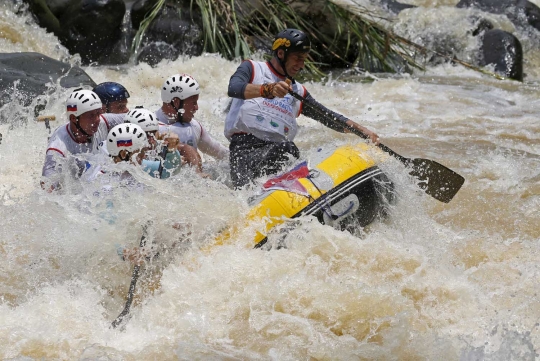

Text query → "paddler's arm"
[301,91,379,144]
[197,125,229,160]
[177,143,202,171]
[176,143,209,178]
[343,120,379,144]
[40,180,57,193]
[40,148,64,192]
[155,131,201,172]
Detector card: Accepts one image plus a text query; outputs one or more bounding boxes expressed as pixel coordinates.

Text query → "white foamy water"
[0,2,539,360]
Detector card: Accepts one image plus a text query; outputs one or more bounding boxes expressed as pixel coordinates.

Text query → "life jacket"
[224,60,306,142]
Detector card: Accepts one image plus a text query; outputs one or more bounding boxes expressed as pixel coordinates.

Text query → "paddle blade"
[409,158,465,203]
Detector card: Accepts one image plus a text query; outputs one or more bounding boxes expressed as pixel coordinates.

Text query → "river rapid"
[0,1,539,360]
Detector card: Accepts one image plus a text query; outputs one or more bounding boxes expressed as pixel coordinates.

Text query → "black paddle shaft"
[111,222,150,329]
[287,89,465,203]
[157,145,170,178]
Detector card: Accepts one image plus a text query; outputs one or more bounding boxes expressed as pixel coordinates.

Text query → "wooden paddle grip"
[37,115,56,121]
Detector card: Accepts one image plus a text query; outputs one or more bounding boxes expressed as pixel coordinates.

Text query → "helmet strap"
[270,50,295,84]
[74,116,92,142]
[170,99,185,123]
[276,51,291,79]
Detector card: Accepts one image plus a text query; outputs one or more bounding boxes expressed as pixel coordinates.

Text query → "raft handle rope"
[305,171,351,220]
[306,169,374,221]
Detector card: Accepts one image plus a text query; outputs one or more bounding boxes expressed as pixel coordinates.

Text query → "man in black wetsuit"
[224,28,379,188]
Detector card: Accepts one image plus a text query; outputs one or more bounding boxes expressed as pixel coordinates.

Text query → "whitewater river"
[0,1,539,359]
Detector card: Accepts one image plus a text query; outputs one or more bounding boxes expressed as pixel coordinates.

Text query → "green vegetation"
[133,0,506,80]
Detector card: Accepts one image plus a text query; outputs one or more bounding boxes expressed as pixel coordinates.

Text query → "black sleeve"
[301,91,349,132]
[227,61,254,99]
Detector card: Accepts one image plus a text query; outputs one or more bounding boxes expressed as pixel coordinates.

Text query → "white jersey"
[100,113,126,131]
[42,119,111,180]
[155,108,229,160]
[224,60,306,142]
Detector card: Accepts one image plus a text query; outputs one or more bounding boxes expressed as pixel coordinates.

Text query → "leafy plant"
[132,0,506,80]
[132,0,168,55]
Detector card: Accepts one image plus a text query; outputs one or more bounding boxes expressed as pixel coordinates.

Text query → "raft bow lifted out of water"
[214,88,465,249]
[216,143,395,248]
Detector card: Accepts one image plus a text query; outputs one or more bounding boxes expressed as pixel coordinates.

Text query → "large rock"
[57,0,126,64]
[135,3,203,66]
[44,0,75,19]
[23,0,128,64]
[457,0,540,32]
[470,16,495,36]
[380,0,416,14]
[131,0,159,30]
[0,52,95,108]
[23,0,61,34]
[480,29,523,80]
[456,0,514,13]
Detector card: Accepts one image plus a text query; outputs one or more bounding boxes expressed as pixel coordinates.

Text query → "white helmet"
[124,107,159,132]
[66,88,102,117]
[106,123,148,156]
[161,74,200,103]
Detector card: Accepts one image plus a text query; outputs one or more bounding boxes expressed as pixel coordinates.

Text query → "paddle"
[286,85,465,203]
[111,221,151,329]
[157,145,169,178]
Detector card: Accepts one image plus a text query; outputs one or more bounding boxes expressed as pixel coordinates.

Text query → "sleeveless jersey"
[224,60,306,142]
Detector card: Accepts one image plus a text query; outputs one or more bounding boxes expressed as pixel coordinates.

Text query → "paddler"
[224,28,380,188]
[93,81,131,131]
[125,105,211,177]
[41,88,106,192]
[105,123,181,179]
[156,74,229,162]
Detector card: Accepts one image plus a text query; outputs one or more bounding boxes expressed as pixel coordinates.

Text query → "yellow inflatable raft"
[216,143,395,248]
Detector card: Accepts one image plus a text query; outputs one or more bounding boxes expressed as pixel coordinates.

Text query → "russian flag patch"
[67,104,77,112]
[117,139,133,147]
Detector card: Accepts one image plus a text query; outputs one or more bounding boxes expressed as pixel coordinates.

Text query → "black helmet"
[272,29,311,55]
[93,82,130,105]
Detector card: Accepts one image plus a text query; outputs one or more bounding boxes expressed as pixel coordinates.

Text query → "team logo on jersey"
[256,115,264,122]
[270,120,279,128]
[67,104,77,112]
[286,94,296,105]
[117,139,133,147]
